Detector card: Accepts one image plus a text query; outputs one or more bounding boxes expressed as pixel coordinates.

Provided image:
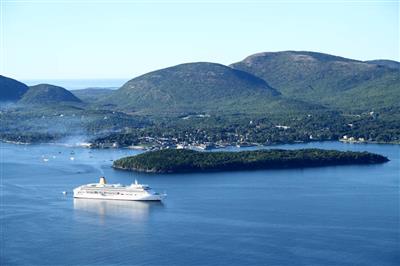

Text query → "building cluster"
[340,135,366,143]
[88,133,259,151]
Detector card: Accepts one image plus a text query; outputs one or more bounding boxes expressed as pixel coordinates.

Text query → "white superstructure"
[73,177,166,201]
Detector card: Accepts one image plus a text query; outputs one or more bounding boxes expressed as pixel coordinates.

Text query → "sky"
[1,0,399,80]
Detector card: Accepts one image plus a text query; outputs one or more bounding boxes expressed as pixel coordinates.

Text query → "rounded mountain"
[20,84,82,105]
[105,62,280,114]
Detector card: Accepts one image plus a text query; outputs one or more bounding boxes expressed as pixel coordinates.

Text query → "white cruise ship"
[73,177,166,201]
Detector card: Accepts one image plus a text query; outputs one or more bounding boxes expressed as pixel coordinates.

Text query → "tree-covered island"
[112,149,389,173]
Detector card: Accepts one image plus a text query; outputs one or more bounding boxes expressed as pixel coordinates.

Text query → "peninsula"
[112,148,389,173]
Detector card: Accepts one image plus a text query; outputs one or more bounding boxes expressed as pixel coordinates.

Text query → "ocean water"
[0,142,399,266]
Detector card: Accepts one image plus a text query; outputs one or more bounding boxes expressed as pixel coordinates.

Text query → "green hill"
[104,62,283,115]
[20,84,82,105]
[231,51,400,111]
[0,75,29,102]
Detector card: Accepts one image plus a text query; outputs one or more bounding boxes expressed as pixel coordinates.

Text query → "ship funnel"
[99,176,107,185]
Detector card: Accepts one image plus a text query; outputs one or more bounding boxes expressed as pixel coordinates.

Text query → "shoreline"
[1,138,399,149]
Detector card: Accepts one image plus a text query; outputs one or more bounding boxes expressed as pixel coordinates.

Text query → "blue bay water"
[0,142,399,265]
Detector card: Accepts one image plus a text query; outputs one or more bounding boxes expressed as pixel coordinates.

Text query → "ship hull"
[73,193,163,201]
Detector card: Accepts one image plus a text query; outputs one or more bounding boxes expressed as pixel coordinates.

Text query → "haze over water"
[22,79,127,91]
[1,142,398,265]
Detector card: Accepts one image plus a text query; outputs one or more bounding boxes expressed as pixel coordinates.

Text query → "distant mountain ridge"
[20,84,82,105]
[231,51,399,111]
[1,51,398,116]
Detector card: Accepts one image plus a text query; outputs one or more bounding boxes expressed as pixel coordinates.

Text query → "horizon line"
[7,50,400,80]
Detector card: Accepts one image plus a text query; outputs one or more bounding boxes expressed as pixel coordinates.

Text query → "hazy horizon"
[16,49,400,83]
[21,78,127,90]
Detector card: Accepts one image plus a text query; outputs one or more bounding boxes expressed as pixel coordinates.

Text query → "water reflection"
[73,199,163,222]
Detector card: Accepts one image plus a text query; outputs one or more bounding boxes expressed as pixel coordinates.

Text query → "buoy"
[62,191,67,195]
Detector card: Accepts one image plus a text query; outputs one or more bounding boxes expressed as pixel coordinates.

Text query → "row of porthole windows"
[81,191,137,196]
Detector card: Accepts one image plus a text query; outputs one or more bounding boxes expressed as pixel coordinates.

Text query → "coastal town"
[84,136,261,150]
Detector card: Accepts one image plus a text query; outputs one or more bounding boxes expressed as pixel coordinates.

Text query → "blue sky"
[1,0,399,80]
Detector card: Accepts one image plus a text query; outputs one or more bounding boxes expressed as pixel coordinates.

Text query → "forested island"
[112,149,389,173]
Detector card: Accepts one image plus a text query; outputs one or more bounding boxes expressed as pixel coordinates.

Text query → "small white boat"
[73,177,166,201]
